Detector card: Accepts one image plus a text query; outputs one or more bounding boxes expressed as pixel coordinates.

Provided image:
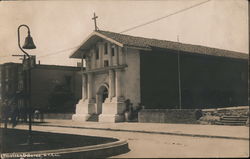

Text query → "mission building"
[70,30,248,122]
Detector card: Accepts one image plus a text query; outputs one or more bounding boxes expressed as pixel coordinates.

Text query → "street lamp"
[17,24,36,145]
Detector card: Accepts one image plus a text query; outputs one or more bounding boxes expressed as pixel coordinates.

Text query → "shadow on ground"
[0,128,118,153]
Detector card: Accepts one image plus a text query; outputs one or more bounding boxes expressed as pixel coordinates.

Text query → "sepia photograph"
[0,0,249,158]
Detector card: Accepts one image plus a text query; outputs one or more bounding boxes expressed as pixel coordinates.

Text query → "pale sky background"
[0,0,248,66]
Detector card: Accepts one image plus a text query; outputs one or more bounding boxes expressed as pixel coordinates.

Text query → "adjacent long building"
[0,62,81,115]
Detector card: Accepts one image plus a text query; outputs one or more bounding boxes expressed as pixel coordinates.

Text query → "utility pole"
[17,24,36,146]
[177,35,182,110]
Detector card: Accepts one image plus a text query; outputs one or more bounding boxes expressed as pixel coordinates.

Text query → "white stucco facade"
[72,39,141,122]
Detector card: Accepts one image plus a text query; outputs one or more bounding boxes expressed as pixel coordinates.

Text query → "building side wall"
[140,49,248,109]
[180,53,248,108]
[124,48,141,106]
[140,50,179,109]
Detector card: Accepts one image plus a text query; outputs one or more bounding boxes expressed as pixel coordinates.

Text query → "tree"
[47,83,77,113]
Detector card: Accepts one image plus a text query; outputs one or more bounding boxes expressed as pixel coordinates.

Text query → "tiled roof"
[96,30,248,60]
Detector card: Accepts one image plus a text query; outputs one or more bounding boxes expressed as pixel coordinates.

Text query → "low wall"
[43,113,73,120]
[138,109,199,124]
[202,106,249,116]
[199,106,249,125]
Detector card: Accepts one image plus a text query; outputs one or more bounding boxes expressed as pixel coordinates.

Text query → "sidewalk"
[33,119,249,140]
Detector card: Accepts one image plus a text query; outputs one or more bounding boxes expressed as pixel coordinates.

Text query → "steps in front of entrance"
[215,116,248,126]
[86,114,99,122]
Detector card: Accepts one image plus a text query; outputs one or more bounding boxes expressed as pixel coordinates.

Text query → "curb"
[0,139,129,159]
[36,124,249,141]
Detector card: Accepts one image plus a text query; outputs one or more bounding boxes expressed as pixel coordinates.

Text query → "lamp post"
[17,24,36,145]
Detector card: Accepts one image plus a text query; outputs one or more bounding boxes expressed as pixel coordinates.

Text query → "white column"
[72,74,94,121]
[108,69,115,100]
[87,73,93,100]
[108,43,113,66]
[115,69,122,98]
[99,43,103,67]
[115,46,119,66]
[91,49,96,69]
[82,74,87,100]
[118,47,125,65]
[85,56,91,71]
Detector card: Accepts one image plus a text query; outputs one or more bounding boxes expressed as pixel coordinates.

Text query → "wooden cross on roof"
[92,12,99,31]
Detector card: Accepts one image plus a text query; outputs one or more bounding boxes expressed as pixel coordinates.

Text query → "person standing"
[11,101,18,128]
[2,99,10,129]
[34,109,40,120]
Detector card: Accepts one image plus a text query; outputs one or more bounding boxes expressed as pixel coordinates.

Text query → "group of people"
[0,98,44,128]
[1,99,20,128]
[124,99,144,121]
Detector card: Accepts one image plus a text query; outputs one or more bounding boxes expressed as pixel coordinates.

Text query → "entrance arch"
[96,84,109,114]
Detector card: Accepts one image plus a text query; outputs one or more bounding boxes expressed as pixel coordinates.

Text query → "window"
[111,46,115,56]
[96,47,99,59]
[104,60,109,67]
[104,43,108,55]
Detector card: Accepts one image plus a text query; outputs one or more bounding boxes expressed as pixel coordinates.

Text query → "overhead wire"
[119,0,211,33]
[2,0,211,61]
[37,45,81,58]
[38,0,212,59]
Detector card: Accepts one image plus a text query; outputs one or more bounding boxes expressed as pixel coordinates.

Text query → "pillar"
[115,69,124,100]
[92,49,96,69]
[82,74,87,100]
[87,72,94,101]
[108,69,115,100]
[72,73,94,121]
[85,56,90,71]
[108,43,113,66]
[114,46,119,66]
[118,47,125,65]
[99,43,103,67]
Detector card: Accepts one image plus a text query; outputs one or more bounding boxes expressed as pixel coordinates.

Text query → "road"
[13,125,249,158]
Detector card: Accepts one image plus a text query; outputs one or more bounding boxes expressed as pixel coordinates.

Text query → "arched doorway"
[96,84,109,114]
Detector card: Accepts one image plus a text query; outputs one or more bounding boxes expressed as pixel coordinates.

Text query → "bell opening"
[22,35,36,49]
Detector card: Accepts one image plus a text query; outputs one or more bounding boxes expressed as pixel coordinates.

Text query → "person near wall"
[39,109,44,122]
[34,109,40,120]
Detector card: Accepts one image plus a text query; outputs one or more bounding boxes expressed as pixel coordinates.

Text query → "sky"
[0,0,248,66]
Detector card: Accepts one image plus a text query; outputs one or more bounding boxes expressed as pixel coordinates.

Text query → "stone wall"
[138,109,199,124]
[202,106,249,116]
[199,106,249,125]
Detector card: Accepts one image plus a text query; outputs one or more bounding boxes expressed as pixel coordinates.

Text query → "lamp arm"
[17,24,31,58]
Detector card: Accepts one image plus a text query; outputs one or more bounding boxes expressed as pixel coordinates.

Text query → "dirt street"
[13,125,249,158]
